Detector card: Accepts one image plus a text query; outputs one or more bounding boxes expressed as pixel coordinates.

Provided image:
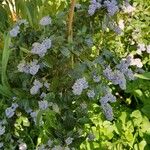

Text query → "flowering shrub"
[0,0,150,149]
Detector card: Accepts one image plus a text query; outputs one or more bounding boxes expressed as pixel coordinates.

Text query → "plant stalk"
[68,0,76,68]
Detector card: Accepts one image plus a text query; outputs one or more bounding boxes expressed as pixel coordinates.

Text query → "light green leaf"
[135,72,150,80]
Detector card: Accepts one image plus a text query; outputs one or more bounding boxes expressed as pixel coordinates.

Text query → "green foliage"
[0,0,149,149]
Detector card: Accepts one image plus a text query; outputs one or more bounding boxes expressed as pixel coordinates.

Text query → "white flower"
[87,90,95,98]
[5,107,15,118]
[122,1,135,13]
[19,143,27,150]
[0,125,5,135]
[72,77,88,95]
[146,45,150,53]
[65,137,73,145]
[130,58,143,68]
[38,100,48,110]
[118,20,124,30]
[9,26,20,37]
[39,16,51,26]
[137,43,146,55]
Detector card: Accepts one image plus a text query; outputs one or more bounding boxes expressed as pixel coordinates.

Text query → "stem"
[68,0,76,41]
[68,0,76,68]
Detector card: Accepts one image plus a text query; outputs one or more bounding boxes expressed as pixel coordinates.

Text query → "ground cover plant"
[0,0,150,149]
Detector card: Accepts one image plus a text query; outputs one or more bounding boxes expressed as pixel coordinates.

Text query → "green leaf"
[45,109,57,129]
[142,105,150,119]
[1,33,11,88]
[125,130,134,142]
[119,112,127,125]
[139,140,147,150]
[36,110,44,126]
[0,84,12,97]
[130,110,143,126]
[22,116,30,127]
[60,47,70,57]
[135,72,150,80]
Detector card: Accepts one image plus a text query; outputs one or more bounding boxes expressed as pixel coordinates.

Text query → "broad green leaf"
[139,140,147,150]
[130,110,142,126]
[125,130,134,142]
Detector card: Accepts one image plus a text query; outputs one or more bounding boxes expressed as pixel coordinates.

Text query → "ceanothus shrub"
[0,0,149,149]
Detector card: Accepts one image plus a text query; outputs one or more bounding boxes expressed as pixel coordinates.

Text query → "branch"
[68,0,76,42]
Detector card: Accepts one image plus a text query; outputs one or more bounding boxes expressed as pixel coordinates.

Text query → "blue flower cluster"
[100,92,116,121]
[88,0,119,16]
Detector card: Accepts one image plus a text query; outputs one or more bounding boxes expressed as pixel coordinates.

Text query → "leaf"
[44,92,55,102]
[119,112,127,125]
[0,84,12,97]
[1,33,11,88]
[36,110,44,126]
[60,47,70,57]
[139,140,147,150]
[130,110,143,126]
[45,109,57,129]
[0,5,8,31]
[142,105,150,119]
[135,72,150,80]
[22,116,30,127]
[125,130,134,142]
